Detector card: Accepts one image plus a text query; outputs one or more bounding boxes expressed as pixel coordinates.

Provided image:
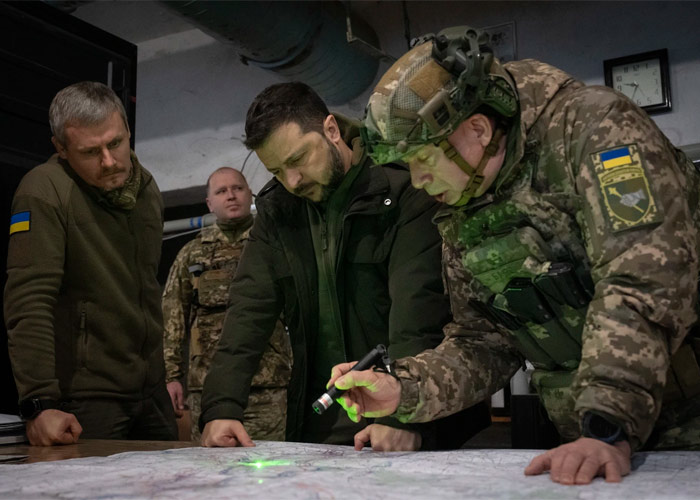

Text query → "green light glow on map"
[238,460,291,469]
[258,479,264,484]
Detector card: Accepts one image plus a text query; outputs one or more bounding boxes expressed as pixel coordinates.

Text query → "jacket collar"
[433,192,496,225]
[199,221,252,244]
[494,59,580,192]
[260,159,392,219]
[258,117,393,217]
[199,223,226,244]
[56,150,153,206]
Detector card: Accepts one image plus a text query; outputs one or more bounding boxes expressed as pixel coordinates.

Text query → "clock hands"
[622,82,639,100]
[622,81,647,101]
[635,84,648,100]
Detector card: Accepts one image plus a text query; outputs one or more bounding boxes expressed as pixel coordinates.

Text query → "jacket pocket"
[345,218,397,263]
[76,301,89,368]
[197,269,232,308]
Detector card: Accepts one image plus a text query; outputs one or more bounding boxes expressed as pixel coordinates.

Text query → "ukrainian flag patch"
[591,144,663,232]
[599,146,633,169]
[9,211,30,235]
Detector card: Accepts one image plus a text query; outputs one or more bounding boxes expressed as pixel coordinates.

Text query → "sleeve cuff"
[393,363,421,423]
[199,401,245,431]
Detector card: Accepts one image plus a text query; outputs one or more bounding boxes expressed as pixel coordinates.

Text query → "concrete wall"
[71,1,700,201]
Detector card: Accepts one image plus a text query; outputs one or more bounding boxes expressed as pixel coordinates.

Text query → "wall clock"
[604,49,671,114]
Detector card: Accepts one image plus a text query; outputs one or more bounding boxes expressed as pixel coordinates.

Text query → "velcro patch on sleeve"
[590,144,663,232]
[9,211,30,236]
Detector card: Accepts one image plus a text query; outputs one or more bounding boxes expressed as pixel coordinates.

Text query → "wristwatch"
[18,398,59,420]
[581,411,628,444]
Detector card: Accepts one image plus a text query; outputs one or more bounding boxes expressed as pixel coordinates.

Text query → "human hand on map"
[166,381,185,417]
[26,409,82,446]
[524,437,631,484]
[326,362,401,422]
[201,419,255,447]
[353,424,422,451]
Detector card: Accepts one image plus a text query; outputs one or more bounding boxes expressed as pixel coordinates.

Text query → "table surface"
[0,439,196,464]
[1,441,700,499]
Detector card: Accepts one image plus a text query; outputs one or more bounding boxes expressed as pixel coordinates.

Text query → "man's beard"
[318,142,345,201]
[294,138,346,202]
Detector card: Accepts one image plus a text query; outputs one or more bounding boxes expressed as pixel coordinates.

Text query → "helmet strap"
[437,125,505,206]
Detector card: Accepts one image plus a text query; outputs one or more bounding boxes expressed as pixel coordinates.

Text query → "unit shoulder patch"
[590,144,663,232]
[9,211,31,236]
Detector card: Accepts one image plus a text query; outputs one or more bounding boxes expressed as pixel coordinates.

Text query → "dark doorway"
[0,1,137,414]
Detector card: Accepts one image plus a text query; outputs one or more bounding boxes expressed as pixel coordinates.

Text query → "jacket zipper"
[127,212,148,394]
[319,211,347,361]
[79,302,88,368]
[321,221,328,251]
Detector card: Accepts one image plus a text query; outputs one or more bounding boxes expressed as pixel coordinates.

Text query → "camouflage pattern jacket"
[394,59,700,451]
[162,222,292,392]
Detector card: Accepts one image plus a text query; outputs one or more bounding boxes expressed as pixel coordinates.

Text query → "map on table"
[1,442,699,499]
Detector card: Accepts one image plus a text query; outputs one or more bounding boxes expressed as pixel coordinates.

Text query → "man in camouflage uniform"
[162,167,292,441]
[328,26,700,484]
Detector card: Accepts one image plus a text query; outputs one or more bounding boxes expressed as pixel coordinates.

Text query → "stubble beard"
[293,138,346,202]
[316,140,345,202]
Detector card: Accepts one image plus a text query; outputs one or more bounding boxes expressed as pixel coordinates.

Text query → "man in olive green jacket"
[5,82,177,445]
[201,82,489,450]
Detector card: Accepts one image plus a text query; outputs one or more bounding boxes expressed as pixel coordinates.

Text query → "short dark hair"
[244,82,329,150]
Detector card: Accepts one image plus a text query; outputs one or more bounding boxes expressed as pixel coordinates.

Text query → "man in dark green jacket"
[5,82,177,445]
[201,82,489,450]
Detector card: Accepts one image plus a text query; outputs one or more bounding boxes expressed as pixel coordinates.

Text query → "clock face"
[611,58,664,107]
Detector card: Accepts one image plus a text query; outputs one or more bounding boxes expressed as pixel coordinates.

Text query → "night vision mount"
[424,26,518,133]
[432,26,494,89]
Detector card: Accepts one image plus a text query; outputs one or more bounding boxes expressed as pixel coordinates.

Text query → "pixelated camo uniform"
[162,222,292,440]
[393,59,700,451]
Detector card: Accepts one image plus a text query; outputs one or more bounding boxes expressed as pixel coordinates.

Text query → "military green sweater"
[4,153,167,402]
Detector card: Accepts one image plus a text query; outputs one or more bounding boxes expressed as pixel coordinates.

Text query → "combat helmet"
[362,26,518,205]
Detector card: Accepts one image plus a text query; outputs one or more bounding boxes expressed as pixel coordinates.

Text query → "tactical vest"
[443,185,700,437]
[187,230,293,392]
[189,246,240,351]
[444,184,593,367]
[187,238,244,389]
